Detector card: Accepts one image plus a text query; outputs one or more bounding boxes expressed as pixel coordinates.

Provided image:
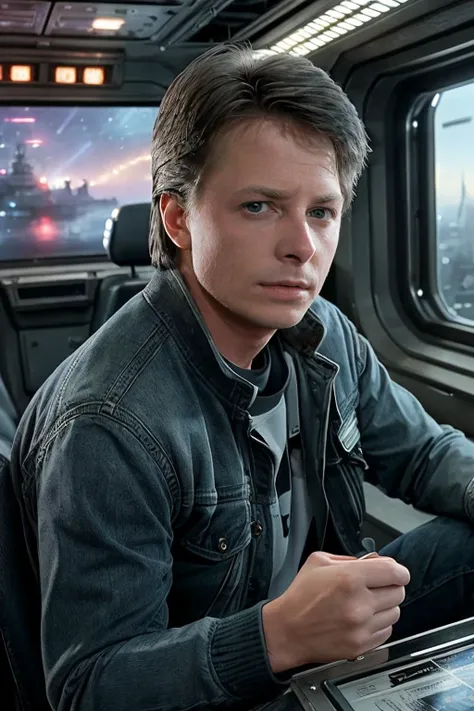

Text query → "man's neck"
[178,266,274,370]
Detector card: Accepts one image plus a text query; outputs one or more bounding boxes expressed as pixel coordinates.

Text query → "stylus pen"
[358,551,378,559]
[357,537,377,559]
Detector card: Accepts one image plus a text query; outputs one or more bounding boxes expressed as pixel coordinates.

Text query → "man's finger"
[307,551,357,567]
[361,559,411,588]
[370,606,401,633]
[370,584,406,613]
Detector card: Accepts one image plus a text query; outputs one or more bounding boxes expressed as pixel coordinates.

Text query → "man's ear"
[159,193,191,250]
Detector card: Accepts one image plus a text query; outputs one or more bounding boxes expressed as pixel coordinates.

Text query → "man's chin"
[252,307,310,331]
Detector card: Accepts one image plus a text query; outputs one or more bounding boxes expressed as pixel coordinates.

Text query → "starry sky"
[0,105,157,204]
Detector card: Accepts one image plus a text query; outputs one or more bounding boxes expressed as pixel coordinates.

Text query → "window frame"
[401,66,474,349]
[328,23,474,416]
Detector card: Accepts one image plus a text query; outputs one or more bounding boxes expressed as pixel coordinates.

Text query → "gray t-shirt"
[223,340,312,598]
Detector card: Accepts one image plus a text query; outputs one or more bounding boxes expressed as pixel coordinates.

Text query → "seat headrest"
[103,203,151,267]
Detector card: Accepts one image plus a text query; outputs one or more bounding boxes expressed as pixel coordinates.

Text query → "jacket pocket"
[181,483,251,560]
[169,487,252,624]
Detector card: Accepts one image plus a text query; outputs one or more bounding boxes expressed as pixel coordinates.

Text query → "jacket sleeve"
[35,414,279,711]
[356,333,474,521]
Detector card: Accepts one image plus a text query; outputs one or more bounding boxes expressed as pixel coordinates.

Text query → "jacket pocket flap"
[181,494,251,562]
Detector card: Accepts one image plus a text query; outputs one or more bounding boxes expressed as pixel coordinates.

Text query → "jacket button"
[218,537,228,552]
[252,521,263,537]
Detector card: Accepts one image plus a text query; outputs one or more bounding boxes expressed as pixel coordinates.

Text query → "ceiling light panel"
[92,17,126,31]
[46,2,179,40]
[0,1,51,35]
[265,0,413,56]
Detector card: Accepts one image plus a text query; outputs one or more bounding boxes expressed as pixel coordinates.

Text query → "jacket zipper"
[320,377,337,548]
[238,414,259,606]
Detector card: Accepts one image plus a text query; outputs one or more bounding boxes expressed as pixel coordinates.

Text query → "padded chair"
[92,202,152,331]
[0,454,50,710]
[0,375,18,458]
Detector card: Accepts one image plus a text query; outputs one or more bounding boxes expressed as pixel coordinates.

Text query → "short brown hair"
[149,43,369,269]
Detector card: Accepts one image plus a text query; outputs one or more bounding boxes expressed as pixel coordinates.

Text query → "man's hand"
[262,551,410,674]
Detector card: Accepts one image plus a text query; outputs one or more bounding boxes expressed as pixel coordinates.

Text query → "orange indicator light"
[83,67,105,85]
[55,66,77,84]
[10,65,32,82]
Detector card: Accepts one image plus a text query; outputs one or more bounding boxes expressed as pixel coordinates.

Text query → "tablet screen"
[329,644,474,710]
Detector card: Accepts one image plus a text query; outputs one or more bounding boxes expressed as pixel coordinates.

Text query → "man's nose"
[276,216,317,264]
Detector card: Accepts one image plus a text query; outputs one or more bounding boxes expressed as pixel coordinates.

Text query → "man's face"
[179,118,343,331]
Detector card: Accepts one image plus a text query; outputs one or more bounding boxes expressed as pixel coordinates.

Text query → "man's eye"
[243,202,269,214]
[310,207,333,220]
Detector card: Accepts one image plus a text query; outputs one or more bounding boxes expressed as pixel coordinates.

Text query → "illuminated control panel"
[0,54,120,88]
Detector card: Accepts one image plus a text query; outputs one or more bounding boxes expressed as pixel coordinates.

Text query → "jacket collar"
[144,268,327,411]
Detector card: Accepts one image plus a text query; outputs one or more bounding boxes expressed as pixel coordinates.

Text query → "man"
[10,44,474,711]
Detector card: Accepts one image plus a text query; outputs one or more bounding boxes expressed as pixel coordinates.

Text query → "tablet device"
[290,616,474,711]
[325,643,474,710]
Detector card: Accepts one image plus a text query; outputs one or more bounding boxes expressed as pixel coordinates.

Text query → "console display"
[330,645,474,710]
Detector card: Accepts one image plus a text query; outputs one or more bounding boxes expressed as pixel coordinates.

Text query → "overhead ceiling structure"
[257,0,413,56]
[0,0,460,77]
[0,1,185,41]
[0,0,428,49]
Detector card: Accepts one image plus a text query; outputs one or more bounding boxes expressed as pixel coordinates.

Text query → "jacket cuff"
[211,602,288,701]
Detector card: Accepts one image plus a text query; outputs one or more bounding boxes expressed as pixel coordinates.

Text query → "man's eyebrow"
[234,185,342,203]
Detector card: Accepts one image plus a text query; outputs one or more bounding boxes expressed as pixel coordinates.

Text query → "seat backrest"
[92,203,152,331]
[0,375,17,458]
[0,454,50,710]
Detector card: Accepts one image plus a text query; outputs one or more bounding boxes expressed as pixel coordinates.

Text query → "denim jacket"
[10,268,474,711]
